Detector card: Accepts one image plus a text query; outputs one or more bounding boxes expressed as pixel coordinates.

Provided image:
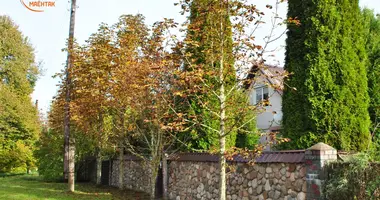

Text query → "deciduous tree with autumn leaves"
[49,0,288,199]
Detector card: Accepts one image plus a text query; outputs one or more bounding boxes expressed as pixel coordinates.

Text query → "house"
[244,65,285,150]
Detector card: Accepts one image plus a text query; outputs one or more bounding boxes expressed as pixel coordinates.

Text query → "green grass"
[0,174,150,200]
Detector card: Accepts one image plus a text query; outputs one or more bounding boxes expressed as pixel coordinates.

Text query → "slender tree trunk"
[118,146,124,189]
[149,161,157,200]
[219,4,226,198]
[64,0,77,192]
[219,137,226,200]
[162,154,168,199]
[219,65,227,200]
[26,163,30,174]
[68,139,75,191]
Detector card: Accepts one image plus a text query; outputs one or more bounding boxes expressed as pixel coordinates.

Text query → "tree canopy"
[0,15,40,173]
[363,8,380,160]
[281,0,371,151]
[179,0,257,150]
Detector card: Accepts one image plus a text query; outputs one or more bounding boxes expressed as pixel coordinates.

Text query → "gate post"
[305,142,337,200]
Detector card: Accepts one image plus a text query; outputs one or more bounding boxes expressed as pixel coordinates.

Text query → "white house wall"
[248,80,283,131]
[256,88,282,130]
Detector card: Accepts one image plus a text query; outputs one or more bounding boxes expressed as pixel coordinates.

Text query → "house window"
[255,86,269,104]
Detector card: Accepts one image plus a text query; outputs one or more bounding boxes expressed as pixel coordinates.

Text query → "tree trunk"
[64,0,77,192]
[163,154,168,199]
[96,152,102,185]
[26,163,30,174]
[118,146,124,189]
[68,139,75,192]
[219,9,226,199]
[219,79,227,200]
[149,161,157,200]
[219,137,226,200]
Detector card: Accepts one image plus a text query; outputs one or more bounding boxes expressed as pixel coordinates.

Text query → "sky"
[1,0,380,116]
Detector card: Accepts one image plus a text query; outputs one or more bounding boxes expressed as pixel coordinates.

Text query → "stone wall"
[103,143,338,200]
[168,161,306,200]
[110,158,151,192]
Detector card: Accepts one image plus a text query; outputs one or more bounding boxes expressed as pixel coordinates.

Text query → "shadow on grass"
[0,175,151,200]
[20,175,42,181]
[0,173,26,178]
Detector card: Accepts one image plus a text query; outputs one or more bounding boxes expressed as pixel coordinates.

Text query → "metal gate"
[101,160,110,185]
[77,158,96,182]
[155,164,163,198]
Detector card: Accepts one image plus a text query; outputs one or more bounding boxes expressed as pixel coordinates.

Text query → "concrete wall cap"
[307,142,336,151]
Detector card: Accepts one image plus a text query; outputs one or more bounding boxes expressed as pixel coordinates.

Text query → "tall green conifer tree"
[363,9,380,159]
[281,0,370,151]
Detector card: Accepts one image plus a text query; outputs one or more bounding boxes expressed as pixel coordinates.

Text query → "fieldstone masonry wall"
[110,159,151,192]
[104,142,337,200]
[168,161,306,200]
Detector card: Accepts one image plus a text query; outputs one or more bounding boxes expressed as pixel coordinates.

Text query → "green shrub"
[323,153,380,200]
[34,129,64,181]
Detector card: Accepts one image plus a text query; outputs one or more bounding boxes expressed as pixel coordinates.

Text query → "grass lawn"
[0,174,150,200]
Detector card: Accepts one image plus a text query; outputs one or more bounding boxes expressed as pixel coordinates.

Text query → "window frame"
[255,86,269,104]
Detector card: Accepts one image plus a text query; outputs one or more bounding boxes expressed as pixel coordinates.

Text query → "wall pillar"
[305,142,337,200]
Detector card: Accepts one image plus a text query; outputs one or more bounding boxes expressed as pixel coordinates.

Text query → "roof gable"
[244,64,285,93]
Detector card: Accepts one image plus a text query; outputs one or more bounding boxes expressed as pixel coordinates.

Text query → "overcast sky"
[1,0,379,115]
